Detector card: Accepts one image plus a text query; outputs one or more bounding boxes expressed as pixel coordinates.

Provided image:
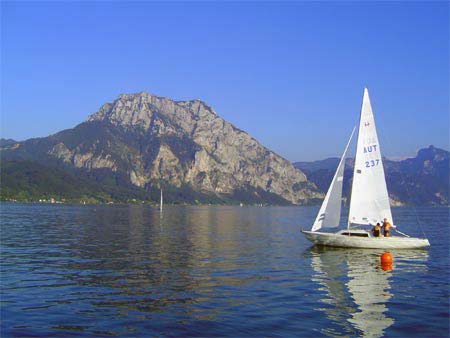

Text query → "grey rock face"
[35,92,320,204]
[84,92,320,204]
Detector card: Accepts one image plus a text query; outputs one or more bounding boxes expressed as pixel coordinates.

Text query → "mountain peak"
[86,92,211,138]
[115,91,209,106]
[87,91,215,128]
[416,145,448,162]
[2,91,320,205]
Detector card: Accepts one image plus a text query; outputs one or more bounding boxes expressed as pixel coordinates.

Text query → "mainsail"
[348,88,393,227]
[311,127,356,232]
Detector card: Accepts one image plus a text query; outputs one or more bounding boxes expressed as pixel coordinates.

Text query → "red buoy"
[380,262,392,271]
[380,252,393,264]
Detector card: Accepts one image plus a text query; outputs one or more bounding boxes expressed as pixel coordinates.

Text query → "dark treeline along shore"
[1,92,448,206]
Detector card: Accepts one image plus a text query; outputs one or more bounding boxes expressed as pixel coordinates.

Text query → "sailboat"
[302,88,430,249]
[160,188,163,212]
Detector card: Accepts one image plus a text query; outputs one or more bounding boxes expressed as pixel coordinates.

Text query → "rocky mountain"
[294,146,449,206]
[1,92,320,205]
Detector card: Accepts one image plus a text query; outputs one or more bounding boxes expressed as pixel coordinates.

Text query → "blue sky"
[1,1,448,161]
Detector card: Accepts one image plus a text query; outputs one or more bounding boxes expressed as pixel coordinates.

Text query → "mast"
[347,89,365,230]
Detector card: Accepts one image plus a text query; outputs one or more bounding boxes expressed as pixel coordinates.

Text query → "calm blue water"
[1,204,449,337]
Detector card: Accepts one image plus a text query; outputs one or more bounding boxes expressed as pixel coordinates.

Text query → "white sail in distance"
[311,127,356,232]
[160,189,163,212]
[348,88,393,227]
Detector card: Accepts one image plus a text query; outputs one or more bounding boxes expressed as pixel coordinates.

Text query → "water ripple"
[1,204,448,337]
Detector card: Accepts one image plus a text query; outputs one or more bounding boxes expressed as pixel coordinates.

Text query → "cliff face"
[2,92,320,204]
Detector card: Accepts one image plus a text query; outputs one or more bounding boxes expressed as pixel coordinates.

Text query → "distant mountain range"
[0,139,17,147]
[294,145,449,206]
[0,92,320,205]
[1,92,447,206]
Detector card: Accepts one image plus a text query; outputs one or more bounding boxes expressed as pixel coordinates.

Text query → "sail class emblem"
[364,122,370,127]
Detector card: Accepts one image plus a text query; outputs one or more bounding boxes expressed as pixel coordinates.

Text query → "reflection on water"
[1,204,446,337]
[67,205,244,322]
[2,204,302,336]
[310,246,429,337]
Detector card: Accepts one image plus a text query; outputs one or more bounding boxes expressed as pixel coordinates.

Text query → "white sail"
[311,127,356,232]
[348,88,393,227]
[160,189,163,212]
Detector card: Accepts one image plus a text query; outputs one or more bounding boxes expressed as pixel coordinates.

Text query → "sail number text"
[365,159,380,168]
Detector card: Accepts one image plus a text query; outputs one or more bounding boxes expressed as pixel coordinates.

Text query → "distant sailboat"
[302,88,430,249]
[160,188,163,212]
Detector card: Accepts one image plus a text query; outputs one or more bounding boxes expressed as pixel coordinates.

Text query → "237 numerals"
[365,159,380,168]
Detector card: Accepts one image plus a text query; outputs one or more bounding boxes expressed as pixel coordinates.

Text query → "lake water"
[1,204,449,337]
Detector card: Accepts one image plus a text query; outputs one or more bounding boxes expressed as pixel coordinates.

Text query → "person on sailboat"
[372,223,382,237]
[382,218,392,237]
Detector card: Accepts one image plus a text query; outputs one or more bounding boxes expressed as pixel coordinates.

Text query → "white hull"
[302,230,430,249]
